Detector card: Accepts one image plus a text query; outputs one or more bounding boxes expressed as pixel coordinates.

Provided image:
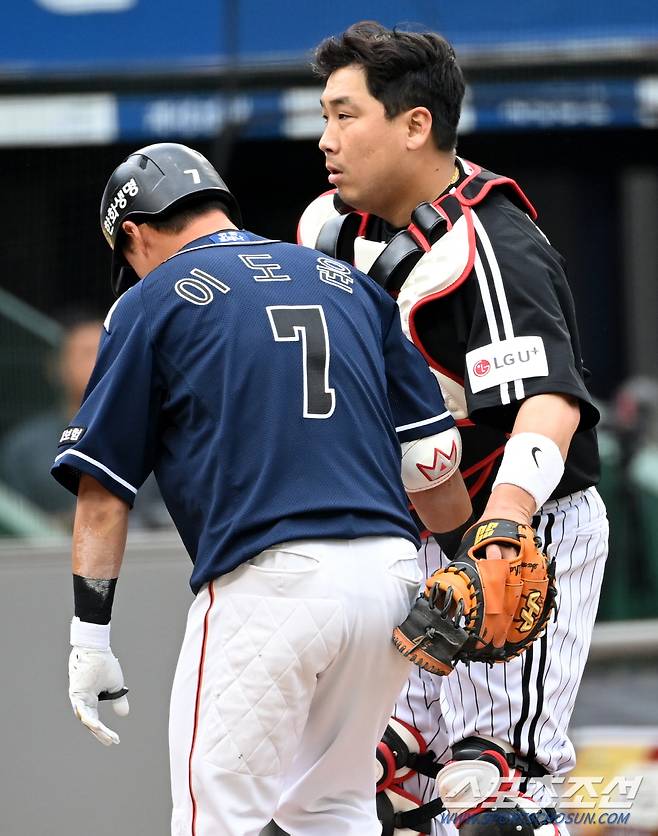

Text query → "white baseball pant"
[169,535,422,836]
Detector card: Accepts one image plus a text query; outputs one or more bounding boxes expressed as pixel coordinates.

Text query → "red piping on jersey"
[460,445,506,499]
[188,580,216,836]
[406,201,476,381]
[407,160,537,374]
[454,160,537,220]
[467,459,495,499]
[357,212,371,238]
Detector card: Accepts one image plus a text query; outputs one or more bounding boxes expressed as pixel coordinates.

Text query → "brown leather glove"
[392,519,557,674]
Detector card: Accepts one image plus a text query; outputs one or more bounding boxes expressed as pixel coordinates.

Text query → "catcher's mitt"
[392,519,556,673]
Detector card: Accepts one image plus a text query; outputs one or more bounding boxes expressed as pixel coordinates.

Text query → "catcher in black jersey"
[298,21,609,836]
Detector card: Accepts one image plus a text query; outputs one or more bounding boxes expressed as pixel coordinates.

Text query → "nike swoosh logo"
[531,446,542,467]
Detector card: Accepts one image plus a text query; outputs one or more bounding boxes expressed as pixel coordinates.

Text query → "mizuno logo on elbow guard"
[416,441,458,482]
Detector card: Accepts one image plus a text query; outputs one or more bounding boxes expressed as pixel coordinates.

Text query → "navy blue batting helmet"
[100,143,242,296]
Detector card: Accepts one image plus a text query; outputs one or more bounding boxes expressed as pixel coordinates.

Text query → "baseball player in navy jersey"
[51,143,473,836]
[298,22,609,836]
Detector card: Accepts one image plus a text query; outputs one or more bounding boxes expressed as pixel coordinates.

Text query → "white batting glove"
[69,618,130,746]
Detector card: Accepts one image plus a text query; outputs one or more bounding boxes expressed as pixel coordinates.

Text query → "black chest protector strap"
[368,202,452,294]
[369,230,425,294]
[315,211,364,264]
[330,199,455,296]
[313,162,536,298]
[374,163,535,295]
[410,201,451,245]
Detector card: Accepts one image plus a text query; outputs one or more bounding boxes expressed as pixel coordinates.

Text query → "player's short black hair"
[314,20,465,152]
[120,197,237,258]
[137,196,237,236]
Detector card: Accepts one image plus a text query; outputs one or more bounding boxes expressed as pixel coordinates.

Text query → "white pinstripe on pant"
[392,488,609,835]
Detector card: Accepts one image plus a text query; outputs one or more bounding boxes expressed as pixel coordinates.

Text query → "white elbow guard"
[491,431,565,512]
[401,427,462,493]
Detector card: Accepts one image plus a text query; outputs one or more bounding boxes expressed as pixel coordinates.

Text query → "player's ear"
[120,220,142,254]
[406,107,433,150]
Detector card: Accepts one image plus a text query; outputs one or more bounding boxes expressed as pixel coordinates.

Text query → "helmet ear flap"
[110,220,142,298]
[111,260,140,299]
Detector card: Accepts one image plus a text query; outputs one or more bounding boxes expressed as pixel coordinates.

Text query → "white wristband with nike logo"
[491,432,565,513]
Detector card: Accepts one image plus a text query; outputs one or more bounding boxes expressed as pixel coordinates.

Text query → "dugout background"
[0,10,656,607]
[0,126,648,400]
[3,16,658,616]
[1,4,658,833]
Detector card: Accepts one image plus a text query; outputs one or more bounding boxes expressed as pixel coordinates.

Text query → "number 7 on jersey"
[266,305,336,419]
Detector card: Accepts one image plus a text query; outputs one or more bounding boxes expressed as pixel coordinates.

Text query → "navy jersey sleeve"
[463,202,599,433]
[382,299,454,443]
[51,287,161,506]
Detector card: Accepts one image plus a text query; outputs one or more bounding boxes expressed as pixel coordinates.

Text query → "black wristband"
[73,575,118,625]
[432,513,476,561]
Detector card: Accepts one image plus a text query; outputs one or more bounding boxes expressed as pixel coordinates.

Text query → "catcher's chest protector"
[298,162,539,514]
[299,162,536,423]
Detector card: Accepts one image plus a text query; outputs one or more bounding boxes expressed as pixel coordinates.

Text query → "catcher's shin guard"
[376,718,439,792]
[435,737,558,835]
[457,797,559,836]
[377,786,433,836]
